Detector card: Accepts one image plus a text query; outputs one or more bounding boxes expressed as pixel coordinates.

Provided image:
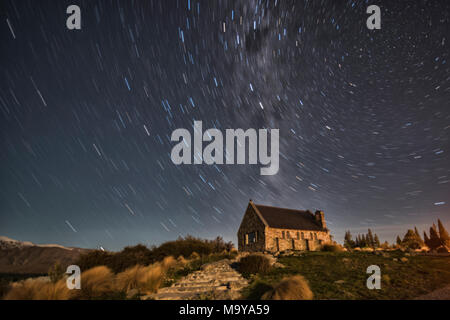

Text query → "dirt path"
[415,284,450,300]
[145,259,248,300]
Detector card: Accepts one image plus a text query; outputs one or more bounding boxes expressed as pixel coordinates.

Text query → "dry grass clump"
[115,263,163,293]
[3,255,180,300]
[177,255,188,265]
[71,266,115,300]
[261,275,313,300]
[115,257,177,294]
[189,251,200,259]
[115,265,148,292]
[4,278,47,300]
[37,279,72,300]
[4,278,71,300]
[238,254,271,275]
[161,256,177,270]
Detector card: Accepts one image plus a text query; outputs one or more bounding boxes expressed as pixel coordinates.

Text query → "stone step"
[186,272,239,279]
[147,292,200,300]
[148,259,249,300]
[179,276,244,284]
[159,285,229,294]
[173,280,247,289]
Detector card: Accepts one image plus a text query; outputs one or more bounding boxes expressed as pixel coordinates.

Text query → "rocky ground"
[145,259,249,300]
[415,284,450,300]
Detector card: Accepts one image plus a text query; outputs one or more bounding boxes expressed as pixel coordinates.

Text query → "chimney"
[315,210,326,229]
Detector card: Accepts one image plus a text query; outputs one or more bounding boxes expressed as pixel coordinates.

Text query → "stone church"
[237,200,332,252]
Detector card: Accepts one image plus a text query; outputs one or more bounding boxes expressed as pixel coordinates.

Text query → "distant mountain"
[0,236,90,274]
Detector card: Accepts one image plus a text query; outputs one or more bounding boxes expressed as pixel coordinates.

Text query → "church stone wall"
[237,205,267,252]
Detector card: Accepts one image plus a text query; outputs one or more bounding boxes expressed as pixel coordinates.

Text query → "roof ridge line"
[254,203,312,213]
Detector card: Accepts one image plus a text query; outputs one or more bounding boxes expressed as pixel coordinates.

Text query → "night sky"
[1,0,449,251]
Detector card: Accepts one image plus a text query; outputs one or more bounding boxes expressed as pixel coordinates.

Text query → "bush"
[321,244,343,252]
[0,279,11,299]
[75,236,234,273]
[151,236,233,261]
[238,254,271,275]
[48,262,64,283]
[261,275,313,300]
[76,250,114,272]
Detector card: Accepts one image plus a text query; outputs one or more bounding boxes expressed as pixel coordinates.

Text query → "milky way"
[1,0,449,250]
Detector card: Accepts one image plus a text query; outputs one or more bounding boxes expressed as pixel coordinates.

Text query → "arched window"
[310,232,313,239]
[282,231,285,239]
[301,232,304,240]
[287,231,290,239]
[297,232,300,239]
[314,233,318,240]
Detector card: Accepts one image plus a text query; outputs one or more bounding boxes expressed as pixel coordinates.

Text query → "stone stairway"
[146,259,248,300]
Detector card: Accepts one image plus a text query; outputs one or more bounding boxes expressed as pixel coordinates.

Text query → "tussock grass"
[176,255,188,265]
[261,275,313,300]
[71,266,115,300]
[161,256,177,270]
[4,278,71,300]
[238,254,271,275]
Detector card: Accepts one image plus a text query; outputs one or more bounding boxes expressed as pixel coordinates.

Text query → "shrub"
[238,254,271,275]
[261,275,313,300]
[0,279,11,299]
[109,244,153,273]
[76,250,114,272]
[74,236,234,273]
[48,262,65,283]
[321,244,343,252]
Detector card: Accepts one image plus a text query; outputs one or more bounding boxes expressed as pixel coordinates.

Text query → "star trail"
[1,0,449,250]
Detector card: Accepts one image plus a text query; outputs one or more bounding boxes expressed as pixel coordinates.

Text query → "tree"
[437,219,450,247]
[413,226,424,246]
[396,235,402,246]
[423,231,430,247]
[367,229,375,247]
[48,262,64,283]
[374,234,381,248]
[344,231,355,249]
[414,227,421,240]
[402,229,423,249]
[360,234,366,247]
[429,226,443,250]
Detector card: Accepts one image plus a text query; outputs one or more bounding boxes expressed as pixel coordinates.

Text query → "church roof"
[252,202,326,231]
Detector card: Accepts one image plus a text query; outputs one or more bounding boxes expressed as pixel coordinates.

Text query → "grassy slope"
[242,251,450,300]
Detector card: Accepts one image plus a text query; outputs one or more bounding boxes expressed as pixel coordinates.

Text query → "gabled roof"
[251,202,326,231]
